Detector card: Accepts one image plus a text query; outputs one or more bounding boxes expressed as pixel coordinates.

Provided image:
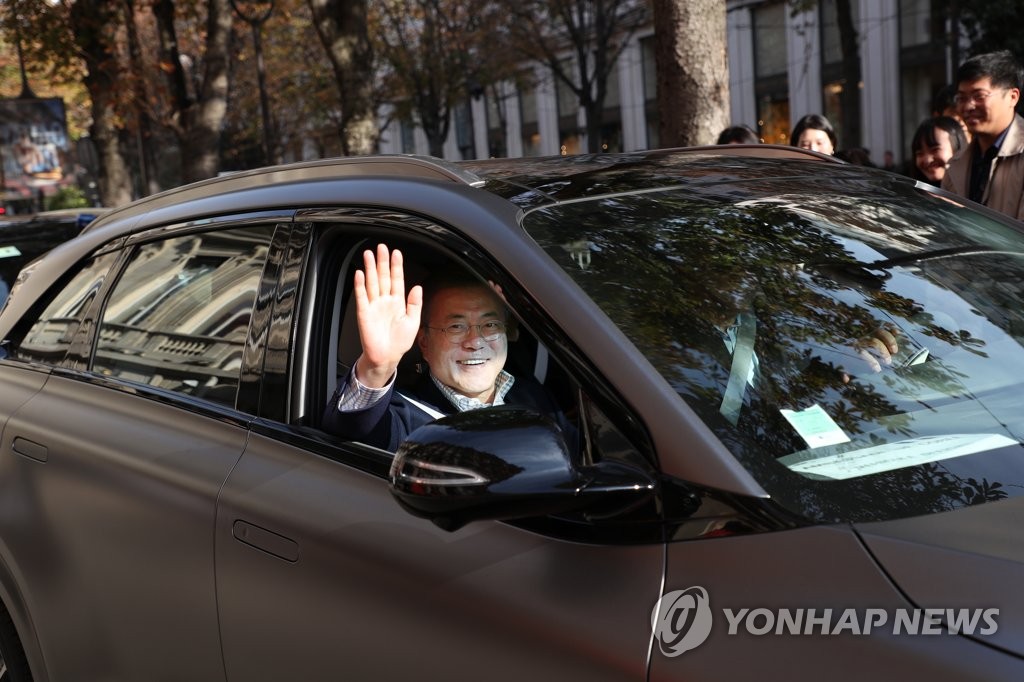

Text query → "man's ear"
[416,328,428,353]
[1010,88,1021,106]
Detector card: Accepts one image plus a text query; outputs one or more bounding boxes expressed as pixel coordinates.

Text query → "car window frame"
[2,243,125,372]
[250,206,660,486]
[36,212,294,421]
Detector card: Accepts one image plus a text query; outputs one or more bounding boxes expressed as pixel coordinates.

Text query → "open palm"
[353,244,422,387]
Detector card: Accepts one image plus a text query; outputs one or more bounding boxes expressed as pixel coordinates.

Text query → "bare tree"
[150,0,234,183]
[219,0,335,166]
[230,0,278,165]
[123,0,163,196]
[307,0,377,155]
[370,0,502,159]
[651,0,729,147]
[68,0,135,206]
[508,0,646,154]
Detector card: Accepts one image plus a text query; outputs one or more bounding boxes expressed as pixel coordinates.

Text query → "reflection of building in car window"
[15,252,120,363]
[93,227,273,403]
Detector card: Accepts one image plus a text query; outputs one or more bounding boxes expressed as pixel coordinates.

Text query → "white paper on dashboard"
[786,433,1019,480]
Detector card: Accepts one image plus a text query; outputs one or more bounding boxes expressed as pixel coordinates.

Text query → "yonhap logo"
[651,586,714,656]
[652,586,1000,657]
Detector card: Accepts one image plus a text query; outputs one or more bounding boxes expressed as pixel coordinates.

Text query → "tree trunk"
[583,5,608,154]
[70,0,134,207]
[418,94,447,158]
[652,0,730,148]
[92,94,135,207]
[308,0,378,155]
[181,0,232,182]
[153,0,192,112]
[123,0,161,196]
[425,130,445,159]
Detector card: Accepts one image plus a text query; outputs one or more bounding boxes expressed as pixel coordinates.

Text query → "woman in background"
[790,114,836,155]
[716,124,760,145]
[910,116,967,186]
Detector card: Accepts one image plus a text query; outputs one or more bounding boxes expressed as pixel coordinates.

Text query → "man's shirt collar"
[431,370,516,412]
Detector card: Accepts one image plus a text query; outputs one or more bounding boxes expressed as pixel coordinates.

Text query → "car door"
[214,214,665,681]
[0,218,286,680]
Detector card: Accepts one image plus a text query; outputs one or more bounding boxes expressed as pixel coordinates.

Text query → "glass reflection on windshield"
[524,180,1024,523]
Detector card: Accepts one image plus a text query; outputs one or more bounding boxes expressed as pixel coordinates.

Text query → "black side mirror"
[389,406,655,531]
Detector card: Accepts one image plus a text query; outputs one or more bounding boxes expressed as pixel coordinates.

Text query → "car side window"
[315,234,584,449]
[11,250,120,365]
[92,226,274,407]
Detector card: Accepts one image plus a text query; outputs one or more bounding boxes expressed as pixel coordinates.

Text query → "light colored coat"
[942,113,1024,221]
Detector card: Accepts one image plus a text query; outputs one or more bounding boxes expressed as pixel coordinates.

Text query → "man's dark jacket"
[322,371,568,452]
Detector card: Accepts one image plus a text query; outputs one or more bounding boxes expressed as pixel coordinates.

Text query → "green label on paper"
[780,404,851,449]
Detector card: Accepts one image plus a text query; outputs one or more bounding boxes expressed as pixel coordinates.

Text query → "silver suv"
[0,149,1021,681]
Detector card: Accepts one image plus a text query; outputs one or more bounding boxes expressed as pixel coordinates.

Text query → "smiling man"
[941,50,1024,219]
[322,244,566,452]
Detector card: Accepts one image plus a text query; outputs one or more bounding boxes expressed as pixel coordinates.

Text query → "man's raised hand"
[353,244,423,388]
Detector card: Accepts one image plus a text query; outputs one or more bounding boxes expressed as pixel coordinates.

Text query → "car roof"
[79,145,834,237]
[78,155,485,237]
[0,147,851,347]
[460,144,837,209]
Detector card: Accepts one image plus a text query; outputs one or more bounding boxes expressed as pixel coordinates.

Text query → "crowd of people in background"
[715,49,1024,221]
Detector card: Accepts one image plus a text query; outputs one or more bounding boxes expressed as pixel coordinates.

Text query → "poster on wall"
[0,97,73,213]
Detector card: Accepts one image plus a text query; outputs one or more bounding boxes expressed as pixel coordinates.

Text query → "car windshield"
[522,165,1024,523]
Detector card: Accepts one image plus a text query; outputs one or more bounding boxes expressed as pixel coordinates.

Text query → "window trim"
[274,208,659,478]
[75,212,292,416]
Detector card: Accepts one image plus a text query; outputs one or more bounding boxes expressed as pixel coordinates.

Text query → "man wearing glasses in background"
[323,244,568,452]
[942,50,1024,220]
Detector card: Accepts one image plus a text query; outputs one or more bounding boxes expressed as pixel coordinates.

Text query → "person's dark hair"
[931,84,958,116]
[419,271,490,322]
[716,124,760,145]
[956,50,1024,91]
[909,116,968,182]
[418,270,517,340]
[836,147,875,166]
[789,114,837,150]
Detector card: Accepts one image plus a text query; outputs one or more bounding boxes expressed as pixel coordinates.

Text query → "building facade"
[378,0,961,169]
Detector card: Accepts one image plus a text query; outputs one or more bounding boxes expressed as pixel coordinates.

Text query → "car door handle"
[232,520,299,562]
[12,437,48,462]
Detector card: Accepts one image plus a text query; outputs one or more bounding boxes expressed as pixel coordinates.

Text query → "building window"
[400,120,416,154]
[601,59,623,152]
[454,101,476,159]
[899,0,949,166]
[485,90,508,158]
[519,85,541,157]
[754,2,790,145]
[819,0,863,149]
[555,61,581,155]
[900,0,932,48]
[641,36,658,149]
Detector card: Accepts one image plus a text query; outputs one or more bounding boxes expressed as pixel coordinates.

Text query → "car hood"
[855,496,1024,657]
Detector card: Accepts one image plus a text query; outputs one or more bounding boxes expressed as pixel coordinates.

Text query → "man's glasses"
[953,89,1005,107]
[426,320,507,342]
